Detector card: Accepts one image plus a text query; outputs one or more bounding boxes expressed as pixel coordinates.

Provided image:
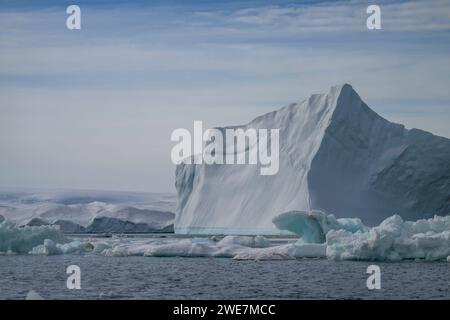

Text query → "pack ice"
[175,84,450,234]
[3,212,449,261]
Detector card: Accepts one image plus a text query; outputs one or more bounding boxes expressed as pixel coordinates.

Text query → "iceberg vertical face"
[174,84,450,235]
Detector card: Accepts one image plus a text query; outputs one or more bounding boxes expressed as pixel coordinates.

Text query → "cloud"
[0,0,449,192]
[189,0,450,33]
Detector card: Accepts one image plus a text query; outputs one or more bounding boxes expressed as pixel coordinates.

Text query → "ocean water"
[0,255,449,300]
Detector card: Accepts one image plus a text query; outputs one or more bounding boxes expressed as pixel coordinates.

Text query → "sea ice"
[272,210,367,243]
[29,239,87,255]
[0,219,67,254]
[217,235,270,248]
[326,214,450,261]
[233,243,326,260]
[26,290,44,300]
[2,212,449,261]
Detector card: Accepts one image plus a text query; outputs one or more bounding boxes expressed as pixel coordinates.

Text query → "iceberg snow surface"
[175,84,450,234]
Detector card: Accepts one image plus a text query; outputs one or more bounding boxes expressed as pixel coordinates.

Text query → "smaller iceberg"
[326,214,450,261]
[272,210,367,243]
[0,219,67,254]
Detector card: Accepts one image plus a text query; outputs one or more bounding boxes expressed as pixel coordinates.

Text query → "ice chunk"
[0,219,67,254]
[218,235,270,248]
[29,239,87,255]
[91,241,111,254]
[326,214,450,261]
[26,290,44,300]
[272,210,367,243]
[144,239,216,257]
[233,243,326,260]
[29,239,62,255]
[233,251,293,261]
[272,211,325,242]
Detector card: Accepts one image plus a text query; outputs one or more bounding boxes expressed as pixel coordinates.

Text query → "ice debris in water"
[2,212,450,261]
[326,214,450,261]
[26,290,44,300]
[272,210,367,243]
[29,239,87,255]
[0,219,67,254]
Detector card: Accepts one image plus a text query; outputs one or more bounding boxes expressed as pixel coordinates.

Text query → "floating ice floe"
[26,290,44,300]
[326,214,450,261]
[1,213,450,261]
[29,239,87,255]
[272,210,367,243]
[0,219,67,254]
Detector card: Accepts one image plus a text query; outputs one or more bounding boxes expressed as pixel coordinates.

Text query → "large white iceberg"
[175,84,450,234]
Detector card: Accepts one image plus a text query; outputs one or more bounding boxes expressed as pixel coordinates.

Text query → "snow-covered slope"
[175,84,450,234]
[0,190,176,233]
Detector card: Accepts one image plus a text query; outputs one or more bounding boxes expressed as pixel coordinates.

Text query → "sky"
[1,0,450,193]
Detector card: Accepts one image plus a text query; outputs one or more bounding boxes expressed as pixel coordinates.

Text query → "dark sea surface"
[1,255,449,300]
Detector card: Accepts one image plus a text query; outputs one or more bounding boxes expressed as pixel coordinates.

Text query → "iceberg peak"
[174,85,450,234]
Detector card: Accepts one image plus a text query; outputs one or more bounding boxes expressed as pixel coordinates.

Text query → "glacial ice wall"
[175,84,450,234]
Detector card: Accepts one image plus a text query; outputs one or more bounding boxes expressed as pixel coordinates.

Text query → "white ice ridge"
[326,214,450,261]
[2,213,449,261]
[0,190,176,233]
[175,84,450,234]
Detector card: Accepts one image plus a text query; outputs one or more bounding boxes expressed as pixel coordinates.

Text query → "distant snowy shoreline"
[0,189,176,234]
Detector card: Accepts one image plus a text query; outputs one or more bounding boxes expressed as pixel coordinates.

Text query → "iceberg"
[0,219,67,254]
[217,235,270,248]
[175,84,450,234]
[0,218,89,255]
[326,214,450,261]
[272,210,367,243]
